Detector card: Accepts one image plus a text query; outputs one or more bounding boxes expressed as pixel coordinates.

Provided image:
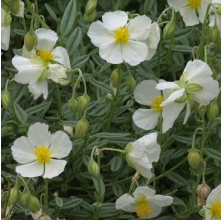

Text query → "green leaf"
[59,0,77,36]
[92,132,130,138]
[171,148,188,159]
[166,172,187,186]
[66,27,82,57]
[55,197,63,208]
[60,198,82,210]
[112,184,123,197]
[13,84,28,102]
[26,101,52,116]
[89,77,113,94]
[45,3,57,21]
[110,156,122,172]
[71,55,89,69]
[204,148,221,162]
[14,102,28,124]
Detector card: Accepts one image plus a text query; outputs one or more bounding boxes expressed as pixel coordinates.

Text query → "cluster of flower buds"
[84,0,97,23]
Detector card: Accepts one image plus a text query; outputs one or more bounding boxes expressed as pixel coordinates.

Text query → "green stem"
[99,148,126,154]
[157,7,172,24]
[44,178,49,214]
[56,84,62,119]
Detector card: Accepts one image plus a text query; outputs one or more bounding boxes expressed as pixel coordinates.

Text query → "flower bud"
[125,143,135,168]
[28,196,40,213]
[84,10,97,23]
[175,92,187,103]
[3,11,12,26]
[163,21,176,40]
[78,94,90,113]
[38,214,52,220]
[38,68,48,82]
[85,0,97,15]
[10,0,19,15]
[187,149,201,169]
[110,68,123,88]
[217,6,221,15]
[75,118,89,139]
[186,83,203,93]
[24,31,38,51]
[8,187,19,204]
[197,183,211,200]
[210,26,220,43]
[207,100,219,120]
[68,98,78,112]
[63,125,74,137]
[1,91,12,110]
[126,76,136,92]
[20,191,31,209]
[88,159,100,179]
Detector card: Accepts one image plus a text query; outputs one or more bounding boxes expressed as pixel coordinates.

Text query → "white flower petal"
[35,28,58,51]
[99,41,123,64]
[115,194,137,212]
[133,109,160,130]
[180,5,199,26]
[184,60,213,82]
[183,101,191,124]
[87,21,114,47]
[156,81,180,90]
[30,209,42,220]
[1,25,10,51]
[16,161,44,178]
[28,122,52,147]
[147,202,163,218]
[49,131,72,158]
[198,0,211,23]
[162,102,186,133]
[43,159,67,178]
[11,136,36,164]
[151,195,173,206]
[22,45,36,58]
[51,46,71,69]
[28,79,48,100]
[191,77,219,105]
[127,15,151,41]
[122,40,148,66]
[102,11,128,30]
[133,186,155,199]
[134,80,161,105]
[167,0,188,11]
[161,89,185,106]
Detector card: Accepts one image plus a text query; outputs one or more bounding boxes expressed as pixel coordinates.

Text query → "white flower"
[210,0,221,36]
[132,80,172,132]
[1,7,11,51]
[168,0,211,26]
[204,184,221,220]
[156,59,219,132]
[11,122,72,179]
[116,186,173,219]
[87,11,160,66]
[12,28,71,99]
[125,132,161,178]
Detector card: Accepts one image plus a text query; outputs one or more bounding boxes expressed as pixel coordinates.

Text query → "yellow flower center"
[209,202,221,218]
[114,27,130,44]
[136,201,152,218]
[36,49,54,65]
[188,0,201,9]
[151,96,165,112]
[34,145,52,164]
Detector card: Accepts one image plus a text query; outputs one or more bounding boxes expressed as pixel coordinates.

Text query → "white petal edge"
[28,79,48,100]
[180,5,199,26]
[115,194,137,212]
[1,25,10,51]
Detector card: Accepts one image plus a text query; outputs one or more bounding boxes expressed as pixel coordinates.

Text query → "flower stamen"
[114,27,130,44]
[36,49,54,65]
[188,0,201,9]
[151,96,165,112]
[136,201,152,218]
[34,145,52,164]
[209,202,221,218]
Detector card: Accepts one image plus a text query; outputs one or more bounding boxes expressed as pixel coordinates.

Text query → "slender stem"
[99,148,126,154]
[44,178,49,214]
[56,84,62,119]
[157,7,172,24]
[192,127,203,149]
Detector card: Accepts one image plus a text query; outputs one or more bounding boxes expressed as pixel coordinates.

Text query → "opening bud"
[88,159,100,179]
[126,76,136,92]
[217,6,221,15]
[20,191,31,209]
[3,11,12,26]
[163,21,176,40]
[186,83,203,93]
[68,98,78,113]
[38,214,52,220]
[1,91,12,110]
[110,68,123,88]
[78,94,90,113]
[197,183,211,207]
[8,187,20,204]
[207,100,219,120]
[210,26,220,43]
[125,143,135,168]
[75,118,89,139]
[84,10,97,23]
[28,195,41,213]
[85,0,97,15]
[10,0,19,15]
[187,149,201,170]
[24,31,38,51]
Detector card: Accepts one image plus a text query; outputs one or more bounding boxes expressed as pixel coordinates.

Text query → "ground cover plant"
[1,0,221,219]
